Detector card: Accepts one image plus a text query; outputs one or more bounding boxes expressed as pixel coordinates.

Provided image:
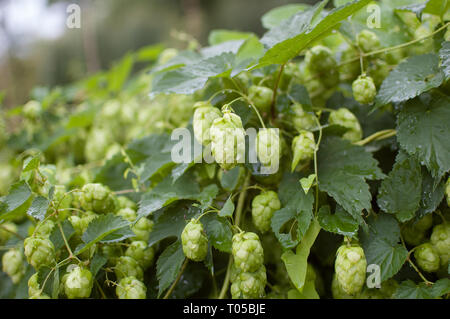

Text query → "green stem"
[163,258,189,299]
[313,115,323,217]
[354,129,396,146]
[218,255,233,299]
[271,64,285,119]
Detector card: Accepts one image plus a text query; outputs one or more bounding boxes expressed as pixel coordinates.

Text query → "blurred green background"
[0,0,318,108]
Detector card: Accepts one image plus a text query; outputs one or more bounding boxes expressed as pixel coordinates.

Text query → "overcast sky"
[0,0,67,57]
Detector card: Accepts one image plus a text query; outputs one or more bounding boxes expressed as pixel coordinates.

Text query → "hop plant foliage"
[0,0,450,300]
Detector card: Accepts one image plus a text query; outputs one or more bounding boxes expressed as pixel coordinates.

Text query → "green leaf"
[299,174,316,194]
[318,137,384,223]
[416,168,445,219]
[26,196,49,221]
[261,4,310,29]
[94,153,133,191]
[439,41,450,80]
[317,205,359,237]
[37,266,58,298]
[140,152,174,182]
[271,188,314,249]
[137,171,218,219]
[148,204,198,247]
[423,0,450,19]
[49,220,75,250]
[156,240,185,297]
[360,214,408,282]
[258,0,371,66]
[90,253,107,278]
[393,280,434,299]
[22,155,40,173]
[396,93,450,180]
[287,281,320,299]
[429,278,450,297]
[377,155,422,222]
[201,213,233,253]
[0,181,33,221]
[375,54,444,107]
[219,196,235,218]
[107,53,134,93]
[281,219,321,292]
[76,214,133,255]
[220,166,242,191]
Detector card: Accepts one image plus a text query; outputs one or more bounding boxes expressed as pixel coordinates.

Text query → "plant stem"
[339,22,450,67]
[58,222,81,262]
[407,257,433,286]
[218,256,233,299]
[354,129,396,146]
[0,225,24,240]
[271,64,285,119]
[234,173,251,228]
[163,258,189,299]
[313,115,323,216]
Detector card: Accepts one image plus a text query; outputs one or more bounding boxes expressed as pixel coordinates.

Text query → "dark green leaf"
[377,155,422,222]
[201,213,233,253]
[49,220,75,250]
[219,196,235,218]
[90,253,107,278]
[261,4,311,29]
[318,137,384,223]
[317,205,359,237]
[416,168,445,219]
[375,54,444,107]
[360,214,408,282]
[156,240,185,297]
[439,41,450,80]
[397,93,450,180]
[393,280,434,299]
[0,181,33,221]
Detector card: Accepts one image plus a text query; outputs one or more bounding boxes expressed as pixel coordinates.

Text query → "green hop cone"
[34,219,56,238]
[24,236,55,269]
[401,214,433,246]
[125,241,155,270]
[28,273,41,297]
[232,232,264,272]
[335,244,367,295]
[368,59,390,87]
[412,25,434,55]
[101,244,122,266]
[80,183,116,214]
[414,243,440,273]
[116,276,147,299]
[132,217,154,242]
[352,75,376,105]
[339,47,360,81]
[192,101,222,146]
[291,103,317,132]
[2,248,25,284]
[430,223,450,267]
[181,219,208,262]
[230,265,267,299]
[116,196,137,210]
[414,214,433,232]
[328,108,362,142]
[331,274,355,299]
[291,130,315,172]
[22,100,42,120]
[356,30,381,53]
[248,86,273,113]
[305,45,337,74]
[115,256,144,281]
[0,222,17,245]
[64,266,93,299]
[446,177,450,207]
[52,185,72,220]
[85,128,114,162]
[116,207,137,222]
[210,111,245,170]
[256,129,280,174]
[69,211,97,236]
[251,191,281,233]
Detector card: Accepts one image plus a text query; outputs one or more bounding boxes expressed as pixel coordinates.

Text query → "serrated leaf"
[201,213,233,253]
[148,204,198,247]
[90,253,107,278]
[439,41,450,80]
[377,155,422,222]
[299,174,316,194]
[281,219,321,292]
[258,0,371,66]
[430,278,450,297]
[49,220,75,250]
[317,205,359,237]
[396,93,450,180]
[219,196,235,218]
[416,168,445,219]
[137,171,218,219]
[360,214,408,282]
[271,186,314,249]
[0,181,33,221]
[208,30,254,45]
[140,152,174,182]
[76,214,133,255]
[393,280,434,299]
[318,137,384,223]
[156,240,185,297]
[261,4,310,29]
[22,155,40,173]
[27,196,49,221]
[375,54,444,107]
